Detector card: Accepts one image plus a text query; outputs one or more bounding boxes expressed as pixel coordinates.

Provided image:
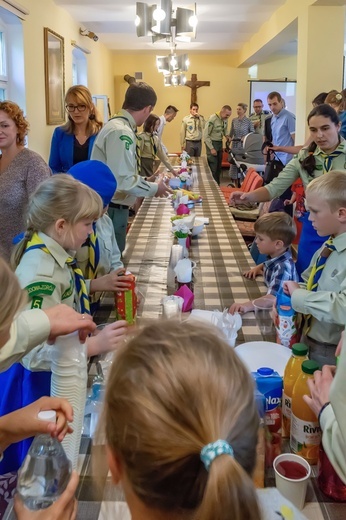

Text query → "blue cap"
[68,160,117,208]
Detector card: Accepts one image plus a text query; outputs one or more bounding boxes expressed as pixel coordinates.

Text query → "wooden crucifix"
[185,74,211,104]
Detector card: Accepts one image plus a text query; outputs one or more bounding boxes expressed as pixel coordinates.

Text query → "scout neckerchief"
[304,236,336,332]
[25,232,90,314]
[85,222,100,280]
[320,150,344,173]
[110,113,141,174]
[150,134,157,160]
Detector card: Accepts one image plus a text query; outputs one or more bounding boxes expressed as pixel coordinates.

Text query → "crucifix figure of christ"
[185,74,211,104]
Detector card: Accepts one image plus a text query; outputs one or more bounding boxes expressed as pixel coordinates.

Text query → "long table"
[4,158,345,520]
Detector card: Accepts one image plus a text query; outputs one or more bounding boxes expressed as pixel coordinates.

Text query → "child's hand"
[284,199,292,206]
[283,281,300,296]
[229,301,254,315]
[243,264,263,279]
[87,321,128,356]
[90,269,133,293]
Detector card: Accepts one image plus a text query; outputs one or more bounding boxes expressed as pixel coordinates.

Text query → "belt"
[186,139,201,142]
[306,335,336,348]
[109,202,129,210]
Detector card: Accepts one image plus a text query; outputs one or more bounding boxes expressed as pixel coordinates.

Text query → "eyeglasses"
[65,104,87,113]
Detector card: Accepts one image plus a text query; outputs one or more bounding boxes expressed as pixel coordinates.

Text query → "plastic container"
[50,332,88,470]
[252,367,283,468]
[275,290,300,349]
[282,343,309,438]
[115,272,137,324]
[16,410,71,510]
[318,443,346,501]
[290,360,321,464]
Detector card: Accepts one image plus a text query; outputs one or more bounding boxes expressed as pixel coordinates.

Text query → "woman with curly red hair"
[0,101,50,261]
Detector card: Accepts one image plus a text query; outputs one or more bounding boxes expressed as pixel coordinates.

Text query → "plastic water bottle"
[16,410,71,510]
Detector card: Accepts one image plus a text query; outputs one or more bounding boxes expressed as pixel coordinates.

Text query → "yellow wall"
[18,0,114,160]
[257,54,297,81]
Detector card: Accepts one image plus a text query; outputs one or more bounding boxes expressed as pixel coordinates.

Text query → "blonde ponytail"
[104,320,263,520]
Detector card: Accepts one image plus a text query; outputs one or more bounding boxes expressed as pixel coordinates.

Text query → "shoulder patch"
[31,296,43,309]
[120,135,134,150]
[315,164,323,171]
[62,278,74,300]
[25,281,56,298]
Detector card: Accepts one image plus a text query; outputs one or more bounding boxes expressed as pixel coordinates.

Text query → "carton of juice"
[252,367,283,468]
[114,273,137,325]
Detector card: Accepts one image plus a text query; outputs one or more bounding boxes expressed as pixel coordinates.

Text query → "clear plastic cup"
[253,298,274,334]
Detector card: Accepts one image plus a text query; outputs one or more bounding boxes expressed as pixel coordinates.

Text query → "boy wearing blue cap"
[68,160,133,311]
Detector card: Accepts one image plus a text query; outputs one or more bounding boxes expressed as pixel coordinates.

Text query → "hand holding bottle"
[14,471,79,520]
[0,397,73,453]
[303,364,336,417]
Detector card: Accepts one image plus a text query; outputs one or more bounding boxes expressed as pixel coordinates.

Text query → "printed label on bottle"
[282,392,291,438]
[290,414,321,462]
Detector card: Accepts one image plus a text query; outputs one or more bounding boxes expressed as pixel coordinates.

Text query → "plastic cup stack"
[50,332,88,470]
[167,244,184,288]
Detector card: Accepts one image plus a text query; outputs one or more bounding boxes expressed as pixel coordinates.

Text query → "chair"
[220,167,263,205]
[221,149,230,169]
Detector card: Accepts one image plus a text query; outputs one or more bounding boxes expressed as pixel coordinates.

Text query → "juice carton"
[114,273,137,325]
[252,367,283,468]
[282,343,308,438]
[275,289,301,349]
[291,360,321,465]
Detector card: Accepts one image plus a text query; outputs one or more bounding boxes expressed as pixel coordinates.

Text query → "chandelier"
[135,1,197,85]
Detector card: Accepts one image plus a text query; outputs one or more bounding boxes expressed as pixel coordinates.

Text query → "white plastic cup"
[273,453,311,510]
[253,298,274,334]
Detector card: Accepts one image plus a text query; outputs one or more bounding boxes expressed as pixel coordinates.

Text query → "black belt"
[109,202,129,210]
[186,139,201,142]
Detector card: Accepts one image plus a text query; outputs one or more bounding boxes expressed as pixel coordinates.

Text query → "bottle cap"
[38,410,57,423]
[292,343,308,356]
[257,367,274,376]
[301,360,320,375]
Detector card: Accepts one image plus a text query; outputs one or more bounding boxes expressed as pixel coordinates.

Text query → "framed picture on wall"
[44,28,65,125]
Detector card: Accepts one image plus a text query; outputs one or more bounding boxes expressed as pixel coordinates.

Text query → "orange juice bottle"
[282,343,309,438]
[290,360,321,465]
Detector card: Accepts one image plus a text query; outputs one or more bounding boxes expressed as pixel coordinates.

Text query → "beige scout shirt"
[15,232,77,370]
[91,109,158,207]
[180,114,205,147]
[291,232,346,345]
[138,132,175,174]
[203,113,228,150]
[75,213,123,294]
[320,332,346,483]
[0,310,50,372]
[265,140,346,200]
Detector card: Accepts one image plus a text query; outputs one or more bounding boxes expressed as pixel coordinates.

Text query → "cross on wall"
[185,74,211,104]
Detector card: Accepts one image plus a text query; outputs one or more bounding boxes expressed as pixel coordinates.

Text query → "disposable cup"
[273,453,311,510]
[253,298,274,334]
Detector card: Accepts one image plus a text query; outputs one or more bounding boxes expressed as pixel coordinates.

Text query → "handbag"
[263,158,284,184]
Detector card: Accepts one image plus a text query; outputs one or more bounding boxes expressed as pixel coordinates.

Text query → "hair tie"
[336,93,342,101]
[200,439,234,471]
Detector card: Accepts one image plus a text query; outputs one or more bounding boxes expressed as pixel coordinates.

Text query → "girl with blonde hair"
[103,320,306,520]
[0,175,127,474]
[49,85,103,172]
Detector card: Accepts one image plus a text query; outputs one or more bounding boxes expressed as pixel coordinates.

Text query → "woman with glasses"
[49,85,103,173]
[0,101,50,261]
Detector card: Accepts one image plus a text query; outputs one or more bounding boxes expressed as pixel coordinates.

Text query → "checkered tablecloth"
[4,158,345,520]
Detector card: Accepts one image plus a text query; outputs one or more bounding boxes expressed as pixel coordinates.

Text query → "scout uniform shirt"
[203,112,228,151]
[138,132,175,174]
[75,213,123,294]
[91,109,158,207]
[180,114,205,148]
[15,231,78,371]
[265,139,346,200]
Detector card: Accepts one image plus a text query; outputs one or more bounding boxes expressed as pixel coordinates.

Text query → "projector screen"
[249,81,297,114]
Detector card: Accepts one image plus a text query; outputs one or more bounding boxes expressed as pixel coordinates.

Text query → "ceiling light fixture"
[135,1,197,85]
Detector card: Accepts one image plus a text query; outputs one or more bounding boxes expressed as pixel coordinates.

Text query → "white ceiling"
[53,0,288,53]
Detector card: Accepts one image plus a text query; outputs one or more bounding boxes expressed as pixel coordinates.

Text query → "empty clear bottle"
[16,410,71,510]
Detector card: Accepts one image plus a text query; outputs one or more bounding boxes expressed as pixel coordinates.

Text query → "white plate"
[235,341,291,376]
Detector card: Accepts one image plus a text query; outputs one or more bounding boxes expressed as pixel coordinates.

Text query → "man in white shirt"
[157,105,179,154]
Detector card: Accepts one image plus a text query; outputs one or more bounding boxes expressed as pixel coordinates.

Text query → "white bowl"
[192,219,204,236]
[235,341,291,376]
